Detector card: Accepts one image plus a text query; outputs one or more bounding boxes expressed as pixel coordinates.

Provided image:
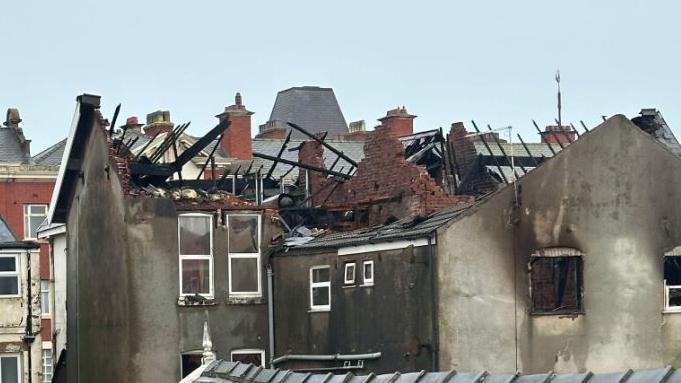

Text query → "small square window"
[529,252,583,315]
[0,256,20,297]
[181,352,202,378]
[362,261,374,286]
[344,263,356,285]
[231,349,265,367]
[24,204,48,240]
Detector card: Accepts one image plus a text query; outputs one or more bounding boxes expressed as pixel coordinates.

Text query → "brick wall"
[0,180,55,239]
[218,93,254,160]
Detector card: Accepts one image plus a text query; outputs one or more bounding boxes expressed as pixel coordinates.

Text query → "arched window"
[529,247,584,315]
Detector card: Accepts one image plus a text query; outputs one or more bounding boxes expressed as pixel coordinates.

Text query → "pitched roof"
[32,138,67,166]
[192,360,681,383]
[0,214,17,243]
[283,203,473,251]
[0,128,28,163]
[267,87,348,139]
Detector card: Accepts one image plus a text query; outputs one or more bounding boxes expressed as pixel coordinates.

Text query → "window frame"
[529,247,584,315]
[309,265,331,312]
[178,213,214,299]
[362,260,374,286]
[0,353,21,383]
[227,214,262,297]
[344,262,356,285]
[663,247,681,313]
[41,346,53,383]
[23,204,48,240]
[40,280,50,317]
[0,254,21,298]
[180,350,203,378]
[231,348,265,367]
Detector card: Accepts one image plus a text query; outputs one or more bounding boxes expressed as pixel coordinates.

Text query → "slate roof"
[631,109,681,156]
[0,128,29,163]
[0,215,17,243]
[267,87,349,139]
[32,138,67,166]
[282,203,473,252]
[193,360,681,383]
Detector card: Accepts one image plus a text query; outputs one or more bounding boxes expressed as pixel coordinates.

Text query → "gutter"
[272,352,381,365]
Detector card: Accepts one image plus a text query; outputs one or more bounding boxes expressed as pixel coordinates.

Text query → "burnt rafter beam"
[532,121,557,155]
[265,131,292,180]
[479,155,546,168]
[253,152,352,179]
[129,162,175,177]
[287,122,358,167]
[487,124,524,176]
[134,131,161,161]
[108,103,121,136]
[471,120,509,184]
[196,133,224,180]
[533,120,565,150]
[172,119,230,171]
[517,134,540,167]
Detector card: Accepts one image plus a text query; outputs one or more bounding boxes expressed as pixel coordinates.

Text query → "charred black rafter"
[265,131,293,180]
[287,121,358,168]
[252,152,352,180]
[471,120,509,184]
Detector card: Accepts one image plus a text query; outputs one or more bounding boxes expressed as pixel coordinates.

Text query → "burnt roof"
[267,86,348,139]
[193,360,680,383]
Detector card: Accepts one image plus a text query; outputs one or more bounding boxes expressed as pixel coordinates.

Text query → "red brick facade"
[540,125,576,145]
[378,107,416,137]
[0,180,54,239]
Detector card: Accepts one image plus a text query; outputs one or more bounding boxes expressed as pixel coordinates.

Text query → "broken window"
[362,260,374,286]
[228,215,261,296]
[178,214,213,297]
[181,352,202,378]
[24,204,47,239]
[310,266,330,311]
[0,255,20,297]
[529,248,583,314]
[344,262,356,285]
[231,349,265,367]
[664,247,681,311]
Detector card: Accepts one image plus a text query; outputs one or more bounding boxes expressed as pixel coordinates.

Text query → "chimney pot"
[217,92,254,160]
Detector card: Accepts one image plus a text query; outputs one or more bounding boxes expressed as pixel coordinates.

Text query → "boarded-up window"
[530,248,583,314]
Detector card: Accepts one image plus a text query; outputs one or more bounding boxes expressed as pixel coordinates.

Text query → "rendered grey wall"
[437,115,681,374]
[273,245,435,373]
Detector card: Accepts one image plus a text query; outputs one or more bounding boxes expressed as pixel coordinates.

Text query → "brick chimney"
[378,106,416,137]
[345,120,370,141]
[540,125,576,145]
[216,92,254,160]
[121,116,144,134]
[144,110,174,137]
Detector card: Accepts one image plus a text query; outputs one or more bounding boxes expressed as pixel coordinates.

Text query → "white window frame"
[24,204,48,240]
[0,353,21,383]
[180,350,203,378]
[41,345,53,383]
[344,262,356,285]
[231,348,265,367]
[309,265,331,312]
[178,213,214,298]
[40,280,50,317]
[227,214,262,297]
[0,254,20,298]
[362,260,374,286]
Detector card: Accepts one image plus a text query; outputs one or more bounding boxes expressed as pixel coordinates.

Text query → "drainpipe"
[24,249,34,383]
[267,264,275,367]
[428,234,439,371]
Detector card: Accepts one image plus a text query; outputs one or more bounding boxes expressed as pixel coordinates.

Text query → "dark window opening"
[530,256,582,314]
[664,255,681,308]
[232,351,264,367]
[181,353,202,378]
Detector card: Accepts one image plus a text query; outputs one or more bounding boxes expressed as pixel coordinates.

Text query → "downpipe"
[267,264,275,367]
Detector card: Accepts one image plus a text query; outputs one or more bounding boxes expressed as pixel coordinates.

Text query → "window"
[0,255,20,297]
[178,214,213,297]
[181,352,203,378]
[0,354,20,383]
[228,215,261,296]
[362,260,374,286]
[310,266,330,311]
[41,348,53,383]
[40,280,50,316]
[24,204,47,239]
[231,349,265,367]
[344,262,356,285]
[664,248,681,312]
[529,248,583,315]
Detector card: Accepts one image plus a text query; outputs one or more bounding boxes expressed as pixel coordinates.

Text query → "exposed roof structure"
[266,87,349,139]
[0,127,29,163]
[32,138,67,166]
[283,204,472,251]
[631,108,681,156]
[192,360,681,383]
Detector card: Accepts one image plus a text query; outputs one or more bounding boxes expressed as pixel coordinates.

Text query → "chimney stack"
[121,116,144,134]
[540,125,576,145]
[378,106,416,137]
[216,92,254,160]
[4,108,31,159]
[144,110,174,137]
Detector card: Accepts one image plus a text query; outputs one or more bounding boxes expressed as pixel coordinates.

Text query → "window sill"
[530,310,584,317]
[0,295,22,299]
[663,309,681,314]
[342,284,356,289]
[227,296,264,305]
[308,308,330,313]
[360,283,374,288]
[177,296,216,306]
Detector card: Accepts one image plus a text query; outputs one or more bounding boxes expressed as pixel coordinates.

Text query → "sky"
[1,0,681,153]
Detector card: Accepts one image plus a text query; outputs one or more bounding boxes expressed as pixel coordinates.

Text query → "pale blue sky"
[2,0,680,152]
